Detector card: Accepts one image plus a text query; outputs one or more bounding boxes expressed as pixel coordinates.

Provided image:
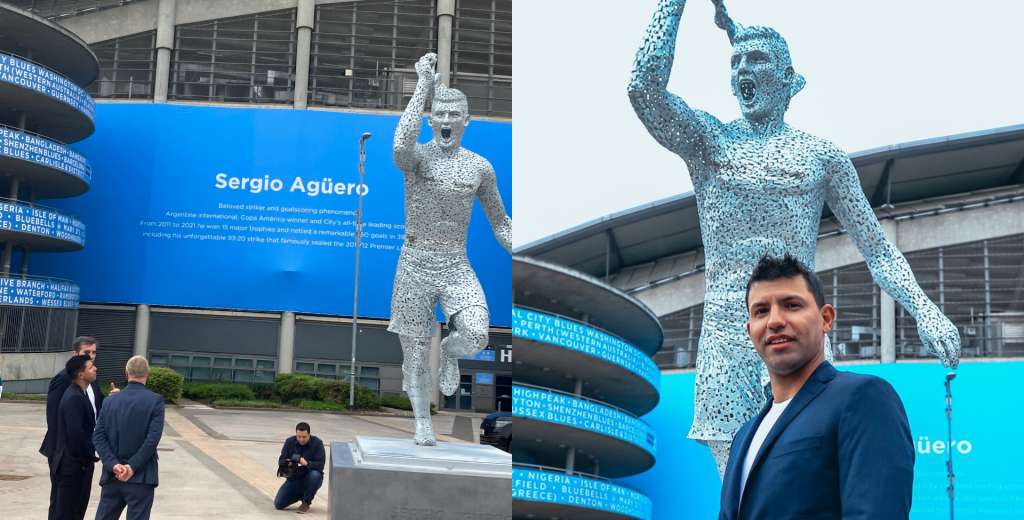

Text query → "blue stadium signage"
[0,53,96,121]
[513,385,656,455]
[513,307,660,389]
[0,202,85,246]
[513,467,652,520]
[0,125,91,183]
[0,276,79,308]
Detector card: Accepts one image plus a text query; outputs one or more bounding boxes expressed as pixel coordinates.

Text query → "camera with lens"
[277,452,308,479]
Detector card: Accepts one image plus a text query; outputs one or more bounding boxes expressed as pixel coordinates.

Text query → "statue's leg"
[707,439,732,478]
[439,306,489,397]
[400,335,436,446]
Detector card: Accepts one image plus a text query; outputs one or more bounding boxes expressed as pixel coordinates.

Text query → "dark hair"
[65,354,92,380]
[296,422,311,433]
[745,254,826,309]
[72,336,98,352]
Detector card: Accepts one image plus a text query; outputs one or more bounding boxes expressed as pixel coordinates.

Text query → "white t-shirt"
[86,384,97,419]
[739,398,792,501]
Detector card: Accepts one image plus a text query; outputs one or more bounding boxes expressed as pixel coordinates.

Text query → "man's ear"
[821,303,836,333]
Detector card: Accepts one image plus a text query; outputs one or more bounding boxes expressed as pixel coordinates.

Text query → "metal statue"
[628,0,961,475]
[390,53,513,445]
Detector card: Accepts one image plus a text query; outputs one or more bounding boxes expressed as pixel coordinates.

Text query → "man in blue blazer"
[53,354,100,520]
[93,355,165,520]
[719,255,915,519]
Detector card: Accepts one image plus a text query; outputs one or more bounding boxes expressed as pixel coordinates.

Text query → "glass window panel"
[256,359,275,370]
[191,366,211,381]
[170,9,295,104]
[234,369,254,384]
[88,31,156,100]
[255,370,276,384]
[170,355,189,367]
[296,362,315,375]
[234,358,254,369]
[310,0,436,109]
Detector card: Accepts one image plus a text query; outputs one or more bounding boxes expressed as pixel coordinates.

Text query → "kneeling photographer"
[275,422,325,514]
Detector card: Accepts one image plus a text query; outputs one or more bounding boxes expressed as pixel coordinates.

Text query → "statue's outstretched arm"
[477,162,512,253]
[628,0,724,164]
[393,53,437,174]
[825,152,961,368]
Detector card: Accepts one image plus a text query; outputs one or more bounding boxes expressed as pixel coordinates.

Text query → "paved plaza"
[0,400,475,519]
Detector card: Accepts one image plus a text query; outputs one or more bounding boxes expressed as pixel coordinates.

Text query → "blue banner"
[0,53,95,120]
[0,126,91,183]
[513,385,656,456]
[513,307,660,389]
[32,103,511,324]
[0,276,79,308]
[513,468,652,520]
[620,361,1024,519]
[0,201,85,246]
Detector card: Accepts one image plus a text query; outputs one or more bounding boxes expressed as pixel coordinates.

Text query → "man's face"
[296,430,310,446]
[730,38,793,121]
[430,99,469,150]
[81,360,97,385]
[77,343,97,361]
[746,275,834,377]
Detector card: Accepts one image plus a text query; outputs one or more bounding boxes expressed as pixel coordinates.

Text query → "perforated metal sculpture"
[391,53,512,445]
[628,0,961,475]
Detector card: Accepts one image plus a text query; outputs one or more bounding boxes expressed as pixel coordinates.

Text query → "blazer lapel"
[723,399,772,518]
[742,362,837,497]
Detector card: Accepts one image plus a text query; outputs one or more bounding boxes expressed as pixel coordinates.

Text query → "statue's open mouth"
[441,127,452,140]
[740,79,756,101]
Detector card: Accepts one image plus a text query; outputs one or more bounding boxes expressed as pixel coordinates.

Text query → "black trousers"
[95,481,156,520]
[54,459,94,520]
[47,456,58,520]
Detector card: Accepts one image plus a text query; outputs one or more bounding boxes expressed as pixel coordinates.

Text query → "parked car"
[480,411,511,452]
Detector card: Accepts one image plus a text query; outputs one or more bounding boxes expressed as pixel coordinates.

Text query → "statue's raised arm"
[824,150,962,368]
[628,0,726,165]
[476,162,512,253]
[393,53,437,174]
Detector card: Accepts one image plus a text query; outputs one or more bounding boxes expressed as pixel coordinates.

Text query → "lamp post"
[349,132,371,408]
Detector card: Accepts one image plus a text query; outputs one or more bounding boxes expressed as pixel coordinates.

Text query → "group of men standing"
[39,337,165,520]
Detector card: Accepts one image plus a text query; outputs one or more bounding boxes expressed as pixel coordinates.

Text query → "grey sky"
[512,1,1024,248]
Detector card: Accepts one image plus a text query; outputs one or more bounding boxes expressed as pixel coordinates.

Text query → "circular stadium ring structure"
[0,3,99,86]
[0,274,79,309]
[0,51,96,143]
[514,384,655,478]
[514,256,663,355]
[514,256,662,520]
[513,306,660,415]
[0,125,91,198]
[0,199,86,251]
[513,466,653,520]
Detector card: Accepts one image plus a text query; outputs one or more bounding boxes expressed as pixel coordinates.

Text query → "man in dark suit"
[53,354,100,520]
[719,254,915,520]
[41,337,118,520]
[93,355,165,520]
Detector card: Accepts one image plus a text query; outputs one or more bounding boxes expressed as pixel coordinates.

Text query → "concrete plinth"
[329,437,511,520]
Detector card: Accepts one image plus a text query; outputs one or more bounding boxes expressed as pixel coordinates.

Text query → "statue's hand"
[711,0,737,41]
[415,53,437,82]
[916,306,961,369]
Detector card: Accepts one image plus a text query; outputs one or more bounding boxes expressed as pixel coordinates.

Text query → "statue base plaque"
[329,436,512,519]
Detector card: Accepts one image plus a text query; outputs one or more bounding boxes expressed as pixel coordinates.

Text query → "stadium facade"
[519,125,1024,370]
[0,0,513,416]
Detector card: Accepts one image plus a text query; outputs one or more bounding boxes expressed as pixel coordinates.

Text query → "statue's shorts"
[387,245,487,338]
